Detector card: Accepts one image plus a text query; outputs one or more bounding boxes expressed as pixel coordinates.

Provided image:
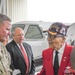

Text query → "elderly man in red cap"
[37,22,74,75]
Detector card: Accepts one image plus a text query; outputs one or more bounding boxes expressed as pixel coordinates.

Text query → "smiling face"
[0,20,12,42]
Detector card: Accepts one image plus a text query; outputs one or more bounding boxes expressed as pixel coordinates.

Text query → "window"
[10,24,25,38]
[12,24,25,30]
[25,25,43,39]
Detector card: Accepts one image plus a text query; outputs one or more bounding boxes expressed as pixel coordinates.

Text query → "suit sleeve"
[27,44,35,75]
[37,51,46,75]
[29,54,35,75]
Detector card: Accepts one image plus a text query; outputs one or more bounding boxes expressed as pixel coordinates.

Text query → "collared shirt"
[17,43,28,60]
[53,43,65,66]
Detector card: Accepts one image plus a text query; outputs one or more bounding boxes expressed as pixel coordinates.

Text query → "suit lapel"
[23,43,30,65]
[12,40,25,63]
[46,48,54,75]
[58,44,71,74]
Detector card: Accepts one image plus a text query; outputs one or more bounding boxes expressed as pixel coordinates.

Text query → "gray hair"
[0,14,11,25]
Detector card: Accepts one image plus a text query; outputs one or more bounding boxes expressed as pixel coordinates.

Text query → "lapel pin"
[63,60,65,61]
[63,57,67,61]
[64,57,66,59]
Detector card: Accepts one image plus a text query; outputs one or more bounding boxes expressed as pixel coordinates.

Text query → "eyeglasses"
[48,33,63,40]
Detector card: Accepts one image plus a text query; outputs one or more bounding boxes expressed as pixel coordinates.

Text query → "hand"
[12,69,21,75]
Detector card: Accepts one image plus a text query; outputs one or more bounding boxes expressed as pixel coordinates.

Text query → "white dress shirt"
[53,43,65,66]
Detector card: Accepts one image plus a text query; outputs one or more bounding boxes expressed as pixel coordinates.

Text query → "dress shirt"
[17,43,27,55]
[53,43,65,66]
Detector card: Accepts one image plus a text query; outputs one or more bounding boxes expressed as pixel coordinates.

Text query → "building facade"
[0,0,27,23]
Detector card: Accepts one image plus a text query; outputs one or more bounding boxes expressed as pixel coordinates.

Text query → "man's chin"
[54,48,59,50]
[0,39,5,42]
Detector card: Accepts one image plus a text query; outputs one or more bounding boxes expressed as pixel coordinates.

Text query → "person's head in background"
[0,14,11,42]
[48,22,67,50]
[12,27,25,44]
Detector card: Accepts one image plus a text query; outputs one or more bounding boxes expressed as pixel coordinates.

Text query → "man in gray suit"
[6,27,35,75]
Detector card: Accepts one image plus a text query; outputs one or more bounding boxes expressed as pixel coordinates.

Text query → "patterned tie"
[54,51,59,75]
[19,44,29,74]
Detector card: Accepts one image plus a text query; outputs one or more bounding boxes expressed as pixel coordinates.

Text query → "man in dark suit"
[37,22,74,75]
[6,27,35,75]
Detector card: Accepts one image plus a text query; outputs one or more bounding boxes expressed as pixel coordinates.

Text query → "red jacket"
[37,44,73,75]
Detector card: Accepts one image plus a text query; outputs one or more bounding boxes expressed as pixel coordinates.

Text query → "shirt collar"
[54,43,65,54]
[58,43,65,54]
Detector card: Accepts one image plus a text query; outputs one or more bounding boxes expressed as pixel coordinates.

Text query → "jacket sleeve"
[36,51,46,75]
[26,43,35,75]
[29,56,35,75]
[37,67,46,75]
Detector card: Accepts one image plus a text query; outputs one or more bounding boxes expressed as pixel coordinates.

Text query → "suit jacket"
[37,44,73,75]
[6,40,35,75]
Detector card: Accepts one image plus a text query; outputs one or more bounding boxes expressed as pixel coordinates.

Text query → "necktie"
[54,51,59,75]
[19,44,29,74]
